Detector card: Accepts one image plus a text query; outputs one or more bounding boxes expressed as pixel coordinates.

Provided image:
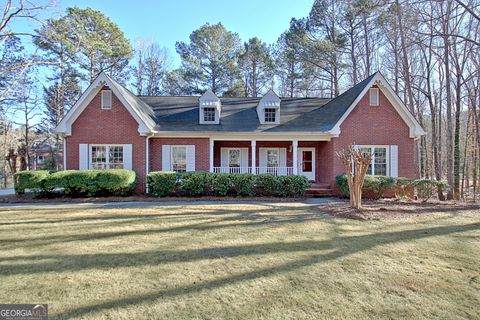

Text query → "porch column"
[209,138,214,173]
[292,140,298,175]
[251,140,256,174]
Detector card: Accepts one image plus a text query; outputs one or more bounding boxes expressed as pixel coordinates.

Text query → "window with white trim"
[369,88,379,106]
[101,90,112,109]
[264,108,277,123]
[229,149,240,168]
[90,145,123,169]
[171,146,187,173]
[266,149,279,167]
[203,107,216,122]
[358,146,388,176]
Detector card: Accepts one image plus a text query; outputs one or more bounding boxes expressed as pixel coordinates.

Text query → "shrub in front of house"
[411,179,449,202]
[49,170,136,197]
[147,171,310,197]
[14,169,136,197]
[336,174,406,199]
[255,173,281,196]
[13,170,51,194]
[206,173,232,196]
[231,173,256,197]
[147,171,178,197]
[180,171,209,196]
[336,174,450,200]
[277,175,311,197]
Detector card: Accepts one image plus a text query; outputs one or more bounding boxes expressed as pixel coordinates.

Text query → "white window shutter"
[221,148,229,167]
[162,145,171,171]
[259,148,267,168]
[390,145,398,177]
[123,144,133,170]
[240,148,249,173]
[79,144,88,170]
[186,145,195,172]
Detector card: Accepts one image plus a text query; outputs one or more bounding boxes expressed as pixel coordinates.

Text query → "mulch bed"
[316,199,480,220]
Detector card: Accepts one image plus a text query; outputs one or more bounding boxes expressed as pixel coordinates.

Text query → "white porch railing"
[213,167,294,176]
[255,167,294,176]
[213,167,253,174]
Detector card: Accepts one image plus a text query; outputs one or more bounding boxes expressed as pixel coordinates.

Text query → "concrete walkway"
[0,197,344,209]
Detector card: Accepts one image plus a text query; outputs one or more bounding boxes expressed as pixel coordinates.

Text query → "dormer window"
[101,90,112,109]
[257,89,281,125]
[203,107,216,122]
[369,88,379,106]
[264,108,277,123]
[199,89,221,124]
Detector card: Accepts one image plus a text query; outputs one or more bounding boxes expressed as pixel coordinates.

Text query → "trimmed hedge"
[147,171,310,197]
[13,169,136,197]
[14,170,51,194]
[337,174,402,199]
[147,171,177,197]
[336,173,450,200]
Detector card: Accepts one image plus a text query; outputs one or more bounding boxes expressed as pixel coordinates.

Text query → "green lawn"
[0,202,479,319]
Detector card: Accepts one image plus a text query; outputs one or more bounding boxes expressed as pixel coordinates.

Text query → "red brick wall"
[150,138,210,172]
[327,85,417,188]
[65,85,147,193]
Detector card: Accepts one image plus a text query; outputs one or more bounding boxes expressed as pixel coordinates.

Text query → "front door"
[298,148,315,181]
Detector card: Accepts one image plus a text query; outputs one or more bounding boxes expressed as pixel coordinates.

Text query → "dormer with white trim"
[199,89,221,124]
[257,89,281,125]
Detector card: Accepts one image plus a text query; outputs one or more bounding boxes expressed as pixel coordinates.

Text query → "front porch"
[209,139,331,183]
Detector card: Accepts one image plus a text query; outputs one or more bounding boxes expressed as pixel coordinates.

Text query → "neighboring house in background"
[54,71,425,193]
[31,140,63,171]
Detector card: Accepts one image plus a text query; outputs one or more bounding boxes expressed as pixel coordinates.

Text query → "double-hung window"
[358,146,388,176]
[172,146,187,173]
[90,145,124,169]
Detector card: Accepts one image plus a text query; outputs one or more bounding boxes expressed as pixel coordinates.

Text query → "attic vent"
[101,90,112,109]
[369,88,379,106]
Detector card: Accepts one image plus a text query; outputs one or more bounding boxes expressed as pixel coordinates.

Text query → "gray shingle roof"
[134,73,377,133]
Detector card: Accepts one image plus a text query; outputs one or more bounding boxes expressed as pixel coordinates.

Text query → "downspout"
[63,136,67,170]
[145,134,152,194]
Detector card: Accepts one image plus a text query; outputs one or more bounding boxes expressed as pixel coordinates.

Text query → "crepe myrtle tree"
[337,144,372,209]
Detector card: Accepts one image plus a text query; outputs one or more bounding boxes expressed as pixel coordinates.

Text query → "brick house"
[54,72,425,193]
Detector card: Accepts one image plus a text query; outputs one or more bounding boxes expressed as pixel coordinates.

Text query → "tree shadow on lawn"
[33,221,478,319]
[0,206,325,250]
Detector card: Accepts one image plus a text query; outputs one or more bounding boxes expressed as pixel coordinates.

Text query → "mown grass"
[0,203,478,319]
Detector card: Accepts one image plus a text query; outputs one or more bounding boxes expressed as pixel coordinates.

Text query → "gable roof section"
[55,72,156,135]
[55,71,425,138]
[329,72,426,138]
